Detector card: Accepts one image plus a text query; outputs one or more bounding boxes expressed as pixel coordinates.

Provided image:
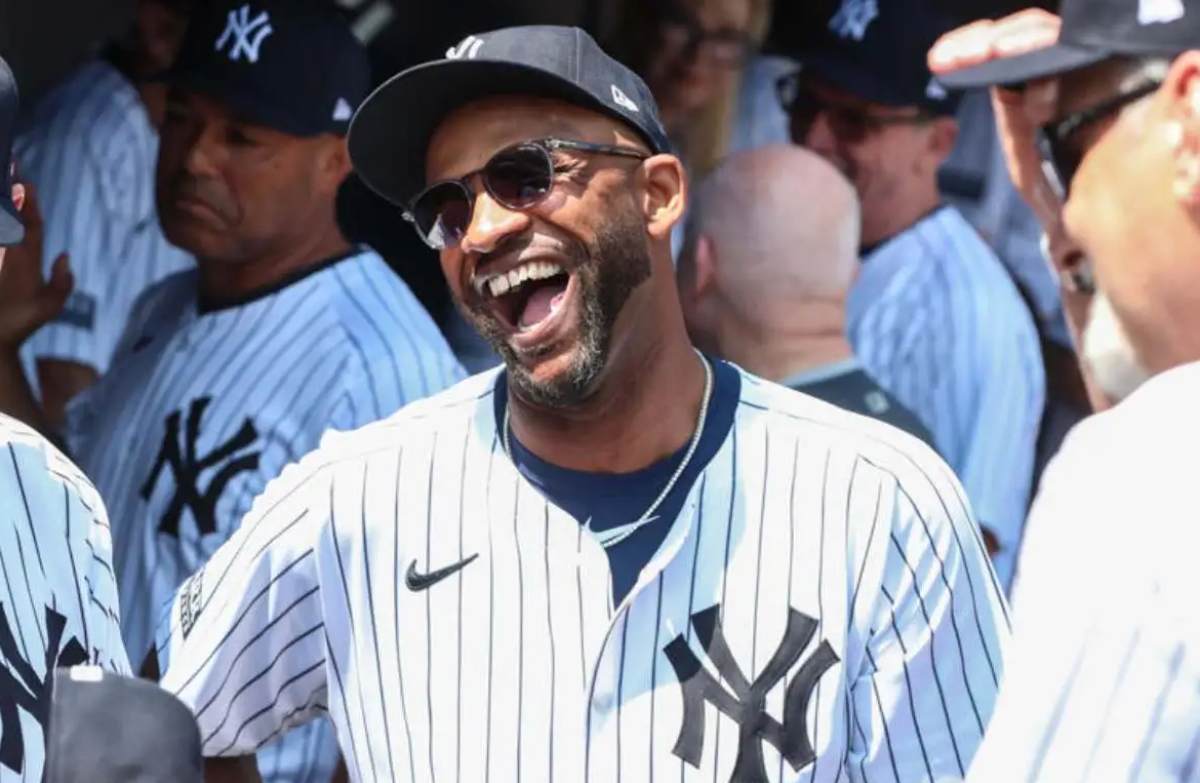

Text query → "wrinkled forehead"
[424,95,644,183]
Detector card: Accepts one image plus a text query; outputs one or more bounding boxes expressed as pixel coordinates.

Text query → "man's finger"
[929,9,1062,73]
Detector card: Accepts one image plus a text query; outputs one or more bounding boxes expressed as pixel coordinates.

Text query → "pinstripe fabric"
[0,414,130,782]
[968,361,1200,783]
[65,248,464,782]
[158,367,1009,782]
[847,206,1046,591]
[15,59,192,376]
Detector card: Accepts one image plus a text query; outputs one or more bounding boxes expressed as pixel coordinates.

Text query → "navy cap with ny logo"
[942,0,1198,88]
[0,56,23,247]
[348,25,672,208]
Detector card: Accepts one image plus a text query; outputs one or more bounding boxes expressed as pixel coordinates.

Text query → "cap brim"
[0,201,24,247]
[937,42,1111,90]
[349,59,641,207]
[802,49,960,116]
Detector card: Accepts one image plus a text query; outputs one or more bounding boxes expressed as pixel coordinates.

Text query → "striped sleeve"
[848,448,1009,782]
[158,454,331,758]
[0,418,130,676]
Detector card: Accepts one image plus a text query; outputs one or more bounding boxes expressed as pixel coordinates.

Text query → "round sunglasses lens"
[414,183,471,249]
[485,145,553,208]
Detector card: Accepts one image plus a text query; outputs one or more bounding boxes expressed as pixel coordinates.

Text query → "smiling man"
[155,25,1008,783]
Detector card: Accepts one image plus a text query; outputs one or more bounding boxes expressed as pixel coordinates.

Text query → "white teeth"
[476,261,565,298]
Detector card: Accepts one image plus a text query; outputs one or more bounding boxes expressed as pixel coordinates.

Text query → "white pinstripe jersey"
[15,58,191,375]
[968,361,1200,783]
[847,206,1046,591]
[65,247,464,782]
[0,414,129,782]
[158,365,1009,783]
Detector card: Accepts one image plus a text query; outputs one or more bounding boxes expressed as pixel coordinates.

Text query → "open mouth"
[473,260,573,334]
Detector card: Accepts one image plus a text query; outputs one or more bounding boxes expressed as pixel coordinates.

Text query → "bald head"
[683,144,860,316]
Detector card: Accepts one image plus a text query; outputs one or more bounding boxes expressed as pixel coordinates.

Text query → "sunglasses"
[404,138,650,251]
[776,72,931,145]
[1040,81,1161,195]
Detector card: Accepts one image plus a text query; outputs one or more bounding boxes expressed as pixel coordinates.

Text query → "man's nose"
[459,189,531,256]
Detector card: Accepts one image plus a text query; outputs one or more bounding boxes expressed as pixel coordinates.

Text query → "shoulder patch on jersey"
[178,567,205,640]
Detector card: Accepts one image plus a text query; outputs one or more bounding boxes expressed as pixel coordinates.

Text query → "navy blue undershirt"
[495,356,740,606]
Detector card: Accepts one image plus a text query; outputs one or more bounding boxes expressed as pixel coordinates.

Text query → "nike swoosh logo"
[585,516,658,548]
[405,554,478,592]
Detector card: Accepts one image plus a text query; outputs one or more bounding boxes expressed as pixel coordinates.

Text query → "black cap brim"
[937,42,1111,90]
[160,70,336,137]
[802,49,959,116]
[349,59,652,207]
[0,200,23,247]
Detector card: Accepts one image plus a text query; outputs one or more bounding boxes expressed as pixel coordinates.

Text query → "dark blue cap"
[940,0,1197,89]
[798,0,961,116]
[44,667,202,782]
[165,0,370,137]
[0,56,23,246]
[348,25,672,207]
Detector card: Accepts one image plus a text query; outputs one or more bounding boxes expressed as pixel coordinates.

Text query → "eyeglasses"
[404,138,650,251]
[776,72,931,145]
[1040,81,1161,194]
[653,0,754,68]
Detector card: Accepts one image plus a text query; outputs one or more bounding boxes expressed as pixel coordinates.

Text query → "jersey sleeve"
[846,452,1010,782]
[157,454,331,758]
[0,422,130,675]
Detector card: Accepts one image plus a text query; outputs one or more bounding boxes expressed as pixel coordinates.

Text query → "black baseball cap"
[164,0,370,137]
[348,25,672,207]
[44,667,202,782]
[797,0,961,116]
[0,56,23,246]
[940,0,1198,89]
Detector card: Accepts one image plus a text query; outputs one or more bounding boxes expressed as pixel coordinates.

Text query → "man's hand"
[0,183,72,351]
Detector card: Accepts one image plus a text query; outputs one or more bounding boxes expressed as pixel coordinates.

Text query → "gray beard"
[1082,290,1152,403]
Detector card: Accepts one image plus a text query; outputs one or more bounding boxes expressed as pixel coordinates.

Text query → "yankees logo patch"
[829,0,879,41]
[0,604,89,773]
[141,397,261,538]
[215,4,274,63]
[1139,0,1185,24]
[664,606,839,781]
[446,34,484,60]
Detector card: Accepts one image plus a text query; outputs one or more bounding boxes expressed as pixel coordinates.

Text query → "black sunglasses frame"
[404,138,650,251]
[1040,80,1161,194]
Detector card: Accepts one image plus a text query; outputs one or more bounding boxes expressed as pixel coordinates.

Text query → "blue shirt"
[497,356,740,604]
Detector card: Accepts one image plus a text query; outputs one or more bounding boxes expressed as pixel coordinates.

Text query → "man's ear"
[640,153,687,241]
[916,117,959,177]
[1162,51,1200,207]
[317,138,353,196]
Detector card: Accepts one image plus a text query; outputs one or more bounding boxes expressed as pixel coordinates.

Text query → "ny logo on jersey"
[0,603,88,772]
[664,606,839,780]
[215,4,274,64]
[141,397,261,538]
[828,0,879,41]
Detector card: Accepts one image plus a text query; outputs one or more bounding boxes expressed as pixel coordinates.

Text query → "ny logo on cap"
[829,0,879,41]
[1139,0,1185,25]
[215,4,274,64]
[611,85,640,114]
[446,34,484,60]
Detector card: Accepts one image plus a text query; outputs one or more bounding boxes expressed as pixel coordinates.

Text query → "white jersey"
[848,206,1046,591]
[0,414,129,782]
[15,59,191,376]
[158,366,1009,782]
[969,361,1200,783]
[66,247,464,782]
